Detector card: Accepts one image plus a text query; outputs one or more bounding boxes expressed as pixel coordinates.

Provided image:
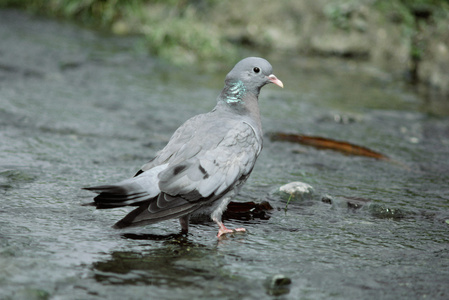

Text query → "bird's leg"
[179,215,190,234]
[211,196,246,237]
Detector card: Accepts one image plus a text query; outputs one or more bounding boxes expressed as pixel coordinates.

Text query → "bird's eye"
[253,67,260,73]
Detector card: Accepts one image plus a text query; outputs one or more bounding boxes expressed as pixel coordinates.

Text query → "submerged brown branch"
[269,132,390,160]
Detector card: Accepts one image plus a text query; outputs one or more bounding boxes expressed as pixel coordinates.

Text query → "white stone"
[279,181,314,196]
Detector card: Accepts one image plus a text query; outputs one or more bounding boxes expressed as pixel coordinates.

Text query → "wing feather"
[157,119,261,202]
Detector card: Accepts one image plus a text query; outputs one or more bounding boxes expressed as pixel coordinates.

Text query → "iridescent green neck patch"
[226,80,246,103]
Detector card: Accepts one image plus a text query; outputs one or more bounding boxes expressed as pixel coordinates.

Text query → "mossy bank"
[2,0,448,99]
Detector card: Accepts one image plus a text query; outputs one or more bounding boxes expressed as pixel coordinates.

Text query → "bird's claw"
[217,227,246,238]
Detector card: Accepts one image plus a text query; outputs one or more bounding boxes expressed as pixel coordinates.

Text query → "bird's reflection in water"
[90,215,269,297]
[92,235,219,287]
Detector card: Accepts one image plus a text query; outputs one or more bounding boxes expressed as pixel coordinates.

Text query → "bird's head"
[225,57,283,93]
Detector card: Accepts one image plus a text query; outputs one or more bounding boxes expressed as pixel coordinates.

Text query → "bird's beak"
[268,74,284,88]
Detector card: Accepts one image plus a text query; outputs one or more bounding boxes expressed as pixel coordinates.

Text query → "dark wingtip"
[113,220,131,229]
[112,205,150,229]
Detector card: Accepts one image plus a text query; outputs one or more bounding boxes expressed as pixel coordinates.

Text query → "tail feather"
[83,184,154,208]
[93,191,150,204]
[83,165,167,209]
[83,163,199,230]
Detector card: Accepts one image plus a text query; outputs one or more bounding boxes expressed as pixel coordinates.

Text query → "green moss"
[0,0,236,66]
[323,1,356,31]
[373,0,449,79]
[139,4,237,66]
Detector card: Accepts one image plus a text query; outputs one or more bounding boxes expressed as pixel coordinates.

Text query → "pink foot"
[217,224,246,238]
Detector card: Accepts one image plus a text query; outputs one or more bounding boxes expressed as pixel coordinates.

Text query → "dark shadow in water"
[121,232,188,241]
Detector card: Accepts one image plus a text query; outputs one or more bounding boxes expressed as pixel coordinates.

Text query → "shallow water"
[1,9,448,300]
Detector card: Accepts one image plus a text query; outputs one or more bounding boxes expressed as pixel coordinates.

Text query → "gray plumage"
[83,57,283,237]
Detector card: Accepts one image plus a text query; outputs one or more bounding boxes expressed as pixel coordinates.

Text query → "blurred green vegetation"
[0,0,448,69]
[0,0,236,66]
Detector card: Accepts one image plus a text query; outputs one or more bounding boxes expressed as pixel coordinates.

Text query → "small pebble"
[264,274,292,296]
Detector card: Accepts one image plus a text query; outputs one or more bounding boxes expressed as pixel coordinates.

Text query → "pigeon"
[83,57,283,238]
